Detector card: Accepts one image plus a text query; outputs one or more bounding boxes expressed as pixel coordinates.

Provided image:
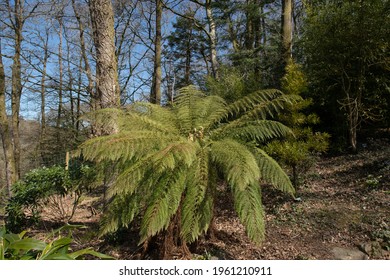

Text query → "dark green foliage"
[0,225,113,260]
[5,164,97,232]
[302,0,390,151]
[79,86,297,247]
[6,166,71,232]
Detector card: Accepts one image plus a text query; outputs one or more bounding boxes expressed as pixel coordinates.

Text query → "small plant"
[365,175,382,188]
[0,225,113,260]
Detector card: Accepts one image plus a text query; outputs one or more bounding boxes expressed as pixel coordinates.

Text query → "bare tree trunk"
[56,14,64,130]
[244,0,254,51]
[40,29,50,164]
[89,0,120,135]
[10,0,23,180]
[205,0,218,79]
[71,0,94,110]
[0,42,17,197]
[150,0,162,105]
[89,0,120,110]
[281,0,293,65]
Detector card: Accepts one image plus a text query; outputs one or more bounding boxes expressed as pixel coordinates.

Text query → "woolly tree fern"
[78,86,297,249]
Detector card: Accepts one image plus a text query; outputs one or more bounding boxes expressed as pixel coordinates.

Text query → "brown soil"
[9,138,390,260]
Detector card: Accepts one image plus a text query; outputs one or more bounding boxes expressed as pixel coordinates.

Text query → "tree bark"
[89,0,120,110]
[150,0,162,105]
[71,0,94,110]
[40,30,49,164]
[281,0,293,65]
[89,0,120,134]
[0,42,17,197]
[56,14,63,131]
[11,0,23,180]
[205,0,218,79]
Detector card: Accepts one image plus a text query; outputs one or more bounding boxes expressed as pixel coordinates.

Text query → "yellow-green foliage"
[265,61,330,185]
[78,86,297,245]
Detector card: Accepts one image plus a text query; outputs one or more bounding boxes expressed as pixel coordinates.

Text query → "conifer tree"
[265,61,330,188]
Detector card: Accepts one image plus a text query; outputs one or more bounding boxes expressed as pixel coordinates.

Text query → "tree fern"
[78,85,297,249]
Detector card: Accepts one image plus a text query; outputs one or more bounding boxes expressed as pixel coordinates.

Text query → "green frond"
[139,169,187,244]
[100,193,140,236]
[233,183,265,244]
[225,90,301,122]
[123,103,179,134]
[255,148,295,195]
[181,148,211,243]
[81,108,125,130]
[173,86,207,133]
[149,141,198,173]
[211,139,260,191]
[79,131,174,163]
[212,120,293,142]
[196,95,228,130]
[108,158,151,198]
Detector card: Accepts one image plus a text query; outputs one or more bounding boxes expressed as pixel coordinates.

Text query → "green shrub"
[5,164,98,232]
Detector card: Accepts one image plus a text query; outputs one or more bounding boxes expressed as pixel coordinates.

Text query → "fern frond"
[233,183,265,244]
[196,95,228,129]
[123,103,179,134]
[149,141,198,173]
[79,131,173,163]
[100,193,140,236]
[213,120,292,142]
[227,90,301,121]
[255,148,295,195]
[139,169,187,244]
[174,86,207,133]
[81,107,125,130]
[211,139,260,191]
[181,148,210,242]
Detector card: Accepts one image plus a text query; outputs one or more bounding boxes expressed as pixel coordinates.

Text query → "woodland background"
[0,0,389,260]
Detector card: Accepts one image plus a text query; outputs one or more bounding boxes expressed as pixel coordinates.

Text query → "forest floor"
[2,137,389,260]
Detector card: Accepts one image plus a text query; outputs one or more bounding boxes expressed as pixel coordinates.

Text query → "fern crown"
[79,85,296,244]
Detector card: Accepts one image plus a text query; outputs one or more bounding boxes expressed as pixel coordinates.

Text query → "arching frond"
[79,131,173,163]
[233,183,265,244]
[211,139,260,191]
[123,103,179,134]
[225,90,301,121]
[100,193,140,236]
[139,169,187,244]
[212,120,293,142]
[81,107,125,130]
[197,95,228,130]
[255,148,295,195]
[181,148,211,242]
[173,86,207,133]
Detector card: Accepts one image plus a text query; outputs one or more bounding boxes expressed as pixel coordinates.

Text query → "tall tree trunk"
[89,0,119,109]
[11,0,23,180]
[56,14,63,131]
[0,42,17,197]
[205,0,218,79]
[71,0,94,110]
[244,0,254,50]
[150,0,162,105]
[281,0,293,65]
[40,30,49,164]
[89,0,120,134]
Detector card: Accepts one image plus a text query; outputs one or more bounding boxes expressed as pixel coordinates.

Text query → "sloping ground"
[193,137,390,260]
